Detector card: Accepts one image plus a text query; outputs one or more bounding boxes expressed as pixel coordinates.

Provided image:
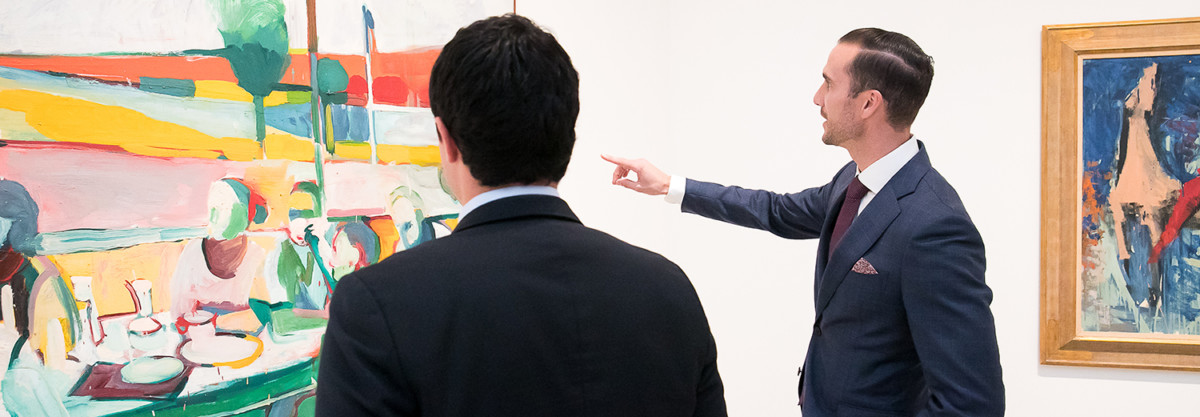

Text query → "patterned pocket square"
[852,258,879,275]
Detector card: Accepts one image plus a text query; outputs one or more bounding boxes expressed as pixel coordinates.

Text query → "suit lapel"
[814,165,857,291]
[813,144,932,319]
[814,188,901,316]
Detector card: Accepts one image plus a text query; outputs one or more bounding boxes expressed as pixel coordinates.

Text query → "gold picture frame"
[1042,17,1200,371]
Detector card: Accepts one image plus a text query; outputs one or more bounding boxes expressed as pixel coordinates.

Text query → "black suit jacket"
[317,195,726,417]
[682,143,1003,416]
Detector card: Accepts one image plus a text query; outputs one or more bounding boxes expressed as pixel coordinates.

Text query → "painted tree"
[211,0,290,145]
[316,57,349,153]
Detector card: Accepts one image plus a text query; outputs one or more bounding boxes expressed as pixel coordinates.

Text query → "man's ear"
[435,117,461,164]
[860,90,885,120]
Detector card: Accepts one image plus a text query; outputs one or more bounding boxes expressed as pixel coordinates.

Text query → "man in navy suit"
[316,14,727,417]
[604,28,1004,416]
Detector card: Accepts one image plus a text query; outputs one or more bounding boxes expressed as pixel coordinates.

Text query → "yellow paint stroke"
[31,281,74,361]
[214,308,262,333]
[288,190,315,212]
[212,334,264,368]
[193,80,290,106]
[0,89,262,161]
[243,163,295,230]
[334,142,442,166]
[324,105,335,153]
[263,134,317,162]
[53,242,187,316]
[443,218,459,231]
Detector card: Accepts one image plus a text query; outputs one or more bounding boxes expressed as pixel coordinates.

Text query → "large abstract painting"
[1042,17,1200,371]
[0,0,507,414]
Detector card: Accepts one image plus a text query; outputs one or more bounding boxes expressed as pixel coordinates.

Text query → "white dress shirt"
[667,137,920,215]
[458,185,561,220]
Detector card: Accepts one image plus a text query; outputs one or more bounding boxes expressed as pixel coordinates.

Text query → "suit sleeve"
[901,212,1005,417]
[680,178,837,240]
[693,329,727,417]
[316,272,416,416]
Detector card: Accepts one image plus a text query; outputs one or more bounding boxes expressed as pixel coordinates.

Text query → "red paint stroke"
[1151,175,1200,262]
[370,48,441,107]
[70,361,192,400]
[1,139,132,155]
[0,55,237,84]
[0,247,24,284]
[347,75,368,96]
[372,76,410,106]
[1,51,435,97]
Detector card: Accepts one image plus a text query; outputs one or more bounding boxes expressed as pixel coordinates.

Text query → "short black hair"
[429,14,580,187]
[839,28,933,129]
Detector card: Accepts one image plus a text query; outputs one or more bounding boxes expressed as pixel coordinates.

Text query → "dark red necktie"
[828,177,868,259]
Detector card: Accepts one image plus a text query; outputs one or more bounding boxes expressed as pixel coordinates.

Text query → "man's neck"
[847,130,912,171]
[454,180,558,208]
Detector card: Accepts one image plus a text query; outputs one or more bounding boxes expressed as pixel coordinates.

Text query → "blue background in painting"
[1083,55,1200,199]
[1082,54,1200,333]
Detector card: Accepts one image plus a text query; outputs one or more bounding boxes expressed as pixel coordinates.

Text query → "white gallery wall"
[518,1,1200,415]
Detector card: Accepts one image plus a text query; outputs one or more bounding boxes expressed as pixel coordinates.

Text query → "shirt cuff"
[665,175,686,205]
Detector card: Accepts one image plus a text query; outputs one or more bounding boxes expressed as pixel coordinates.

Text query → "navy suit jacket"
[682,143,1003,416]
[317,195,727,417]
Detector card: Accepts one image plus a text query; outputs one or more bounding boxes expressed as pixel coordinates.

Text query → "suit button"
[812,323,822,336]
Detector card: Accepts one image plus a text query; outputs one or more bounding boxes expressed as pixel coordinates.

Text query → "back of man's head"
[429,14,580,187]
[838,28,933,129]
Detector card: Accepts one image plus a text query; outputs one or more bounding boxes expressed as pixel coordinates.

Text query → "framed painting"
[1042,17,1200,371]
[0,0,509,415]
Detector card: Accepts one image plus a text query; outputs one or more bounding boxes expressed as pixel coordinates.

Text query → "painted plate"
[177,333,263,368]
[120,356,185,385]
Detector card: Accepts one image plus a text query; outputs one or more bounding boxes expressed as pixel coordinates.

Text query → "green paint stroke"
[297,394,317,417]
[286,90,312,104]
[316,58,348,95]
[316,58,347,153]
[270,308,327,335]
[210,0,290,143]
[108,360,316,417]
[138,77,197,97]
[276,242,305,304]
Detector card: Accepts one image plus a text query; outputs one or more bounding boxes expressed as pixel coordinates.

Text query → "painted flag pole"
[307,0,327,216]
[363,5,379,165]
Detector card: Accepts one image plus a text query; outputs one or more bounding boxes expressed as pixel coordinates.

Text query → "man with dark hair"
[605,28,1004,416]
[317,14,727,417]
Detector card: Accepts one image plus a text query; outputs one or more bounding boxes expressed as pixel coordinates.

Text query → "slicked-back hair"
[429,14,580,187]
[839,28,933,129]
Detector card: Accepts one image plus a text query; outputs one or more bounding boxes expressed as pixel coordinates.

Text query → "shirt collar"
[458,185,560,220]
[856,137,919,194]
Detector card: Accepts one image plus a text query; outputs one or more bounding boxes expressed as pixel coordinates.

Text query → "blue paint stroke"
[265,103,368,142]
[1083,53,1200,335]
[33,227,206,255]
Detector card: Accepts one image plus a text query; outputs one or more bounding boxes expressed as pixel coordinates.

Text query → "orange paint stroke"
[0,51,433,96]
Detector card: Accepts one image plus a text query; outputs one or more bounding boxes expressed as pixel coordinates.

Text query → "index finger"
[600,154,635,169]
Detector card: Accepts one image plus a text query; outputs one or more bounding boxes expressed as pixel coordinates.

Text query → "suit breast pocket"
[841,266,900,316]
